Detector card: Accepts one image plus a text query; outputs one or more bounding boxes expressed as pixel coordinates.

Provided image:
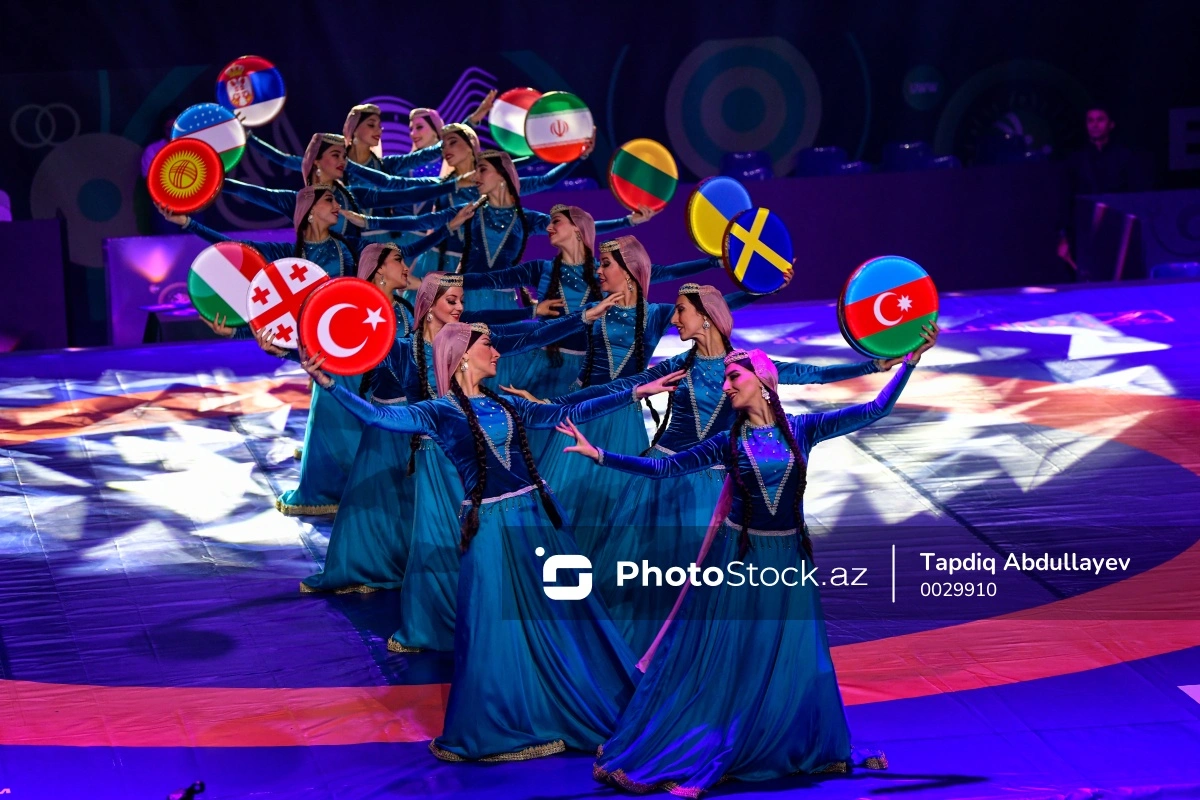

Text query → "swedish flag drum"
[721,207,794,295]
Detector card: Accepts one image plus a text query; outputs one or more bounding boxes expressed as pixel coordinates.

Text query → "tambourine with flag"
[524,91,593,163]
[148,138,224,215]
[608,138,678,213]
[686,176,752,257]
[490,87,541,158]
[216,55,286,128]
[172,103,246,171]
[838,256,939,359]
[721,207,794,295]
[299,278,397,376]
[247,258,329,349]
[188,242,268,326]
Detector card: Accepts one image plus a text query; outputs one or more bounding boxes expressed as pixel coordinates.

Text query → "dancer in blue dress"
[297,322,679,761]
[158,186,459,515]
[556,333,936,795]
[534,237,763,556]
[527,284,888,654]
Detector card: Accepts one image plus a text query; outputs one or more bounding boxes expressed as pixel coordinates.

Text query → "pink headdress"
[679,283,733,340]
[409,107,445,137]
[342,104,381,144]
[300,133,345,186]
[356,242,400,282]
[724,348,779,393]
[293,183,331,231]
[479,149,520,196]
[549,204,596,255]
[600,236,651,296]
[414,271,464,324]
[433,321,488,397]
[440,123,479,155]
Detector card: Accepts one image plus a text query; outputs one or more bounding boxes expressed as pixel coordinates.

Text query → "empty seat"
[881,141,932,172]
[838,160,873,175]
[720,151,773,181]
[558,177,598,191]
[794,146,848,177]
[928,155,961,169]
[1149,262,1200,279]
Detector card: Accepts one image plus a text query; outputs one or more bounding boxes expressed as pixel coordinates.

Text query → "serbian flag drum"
[147,138,224,215]
[838,256,939,359]
[524,91,593,163]
[299,278,397,376]
[172,103,246,171]
[187,242,268,326]
[216,55,286,128]
[246,258,329,349]
[608,138,678,213]
[490,87,541,158]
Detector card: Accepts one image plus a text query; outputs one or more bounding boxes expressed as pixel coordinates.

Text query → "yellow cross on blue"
[726,208,793,293]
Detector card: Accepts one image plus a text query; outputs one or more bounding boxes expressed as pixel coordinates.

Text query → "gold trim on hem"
[293,447,304,460]
[429,738,566,763]
[276,497,338,516]
[387,638,423,654]
[298,581,379,595]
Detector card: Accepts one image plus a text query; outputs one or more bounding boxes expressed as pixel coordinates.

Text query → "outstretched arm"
[559,423,729,479]
[516,161,577,195]
[547,351,685,404]
[223,179,295,218]
[775,358,881,385]
[490,313,587,356]
[321,382,439,434]
[379,142,444,175]
[245,132,302,171]
[650,256,722,283]
[363,206,459,233]
[514,387,637,430]
[181,219,293,261]
[354,179,457,209]
[803,360,915,446]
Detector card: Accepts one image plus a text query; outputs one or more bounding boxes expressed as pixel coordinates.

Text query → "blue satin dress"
[322,382,641,761]
[300,312,587,594]
[589,363,914,794]
[183,219,442,515]
[556,352,881,654]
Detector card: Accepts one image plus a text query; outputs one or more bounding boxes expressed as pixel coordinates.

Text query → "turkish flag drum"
[838,256,939,359]
[299,278,396,376]
[246,258,329,349]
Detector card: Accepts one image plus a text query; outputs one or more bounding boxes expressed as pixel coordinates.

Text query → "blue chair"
[1149,262,1200,279]
[720,151,773,181]
[881,141,932,172]
[928,155,961,170]
[794,146,847,177]
[838,160,873,175]
[557,177,598,191]
[516,160,552,178]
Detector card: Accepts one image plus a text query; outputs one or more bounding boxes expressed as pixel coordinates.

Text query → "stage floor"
[2,279,1199,799]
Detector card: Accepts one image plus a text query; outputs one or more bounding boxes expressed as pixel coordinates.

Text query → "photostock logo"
[535,547,592,600]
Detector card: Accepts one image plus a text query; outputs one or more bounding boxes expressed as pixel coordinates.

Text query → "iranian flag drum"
[524,91,593,163]
[838,256,939,359]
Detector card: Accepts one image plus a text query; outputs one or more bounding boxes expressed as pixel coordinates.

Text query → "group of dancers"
[157,89,939,796]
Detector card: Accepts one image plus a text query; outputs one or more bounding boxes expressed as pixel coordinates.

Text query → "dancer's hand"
[555,418,601,461]
[341,209,367,228]
[202,313,235,338]
[905,322,939,366]
[634,369,686,399]
[255,325,287,356]
[501,385,548,404]
[298,344,335,389]
[406,274,423,291]
[580,128,597,160]
[448,201,480,232]
[156,202,189,227]
[583,290,627,323]
[454,169,477,188]
[466,90,497,126]
[628,204,657,225]
[535,297,566,317]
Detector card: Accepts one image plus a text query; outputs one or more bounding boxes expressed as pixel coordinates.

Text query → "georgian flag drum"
[490,87,541,158]
[298,278,397,376]
[838,255,939,359]
[246,258,329,349]
[215,55,287,128]
[147,138,224,215]
[187,242,268,326]
[523,91,593,163]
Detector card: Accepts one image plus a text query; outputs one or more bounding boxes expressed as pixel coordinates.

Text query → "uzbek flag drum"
[524,91,593,163]
[171,103,246,171]
[216,55,286,128]
[490,87,541,158]
[187,242,268,326]
[147,138,224,215]
[608,138,678,212]
[721,207,794,295]
[686,176,752,257]
[838,256,939,359]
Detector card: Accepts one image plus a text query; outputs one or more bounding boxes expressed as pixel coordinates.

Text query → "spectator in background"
[1057,106,1153,275]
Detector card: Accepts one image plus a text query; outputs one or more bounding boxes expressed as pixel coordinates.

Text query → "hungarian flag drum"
[721,207,794,295]
[839,256,939,359]
[172,103,246,170]
[608,138,678,213]
[246,258,329,349]
[524,91,593,163]
[299,278,397,376]
[147,138,224,215]
[490,87,541,158]
[187,242,268,326]
[687,176,752,257]
[216,55,287,128]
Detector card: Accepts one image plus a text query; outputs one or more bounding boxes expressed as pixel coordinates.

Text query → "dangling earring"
[760,387,771,400]
[702,320,711,330]
[575,233,581,241]
[625,279,634,293]
[307,214,313,223]
[460,359,468,372]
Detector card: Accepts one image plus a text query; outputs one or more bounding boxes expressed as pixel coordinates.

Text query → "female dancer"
[532,236,767,556]
[158,187,469,514]
[300,269,623,594]
[555,330,936,795]
[521,283,888,653]
[341,103,442,176]
[298,322,679,761]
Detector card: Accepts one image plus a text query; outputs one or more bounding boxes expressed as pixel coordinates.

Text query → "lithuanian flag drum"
[172,103,246,171]
[524,91,593,163]
[608,139,678,212]
[721,207,794,295]
[686,176,752,257]
[187,242,268,326]
[489,87,541,158]
[147,138,224,215]
[838,256,939,359]
[216,55,286,128]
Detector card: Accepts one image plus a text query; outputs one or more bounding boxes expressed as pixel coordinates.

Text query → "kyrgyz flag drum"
[838,256,939,359]
[608,138,678,212]
[147,138,224,215]
[524,91,593,163]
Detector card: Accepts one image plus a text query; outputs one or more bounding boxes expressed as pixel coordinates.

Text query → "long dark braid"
[544,244,597,369]
[449,379,487,551]
[632,287,660,425]
[480,386,562,530]
[766,388,812,561]
[335,181,361,212]
[407,320,437,475]
[729,411,755,558]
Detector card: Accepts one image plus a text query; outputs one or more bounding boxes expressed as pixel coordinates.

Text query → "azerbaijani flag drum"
[7,17,1197,800]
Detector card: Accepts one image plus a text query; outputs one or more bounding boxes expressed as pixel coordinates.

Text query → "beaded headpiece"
[723,348,779,392]
[293,183,335,230]
[301,134,346,185]
[343,104,381,143]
